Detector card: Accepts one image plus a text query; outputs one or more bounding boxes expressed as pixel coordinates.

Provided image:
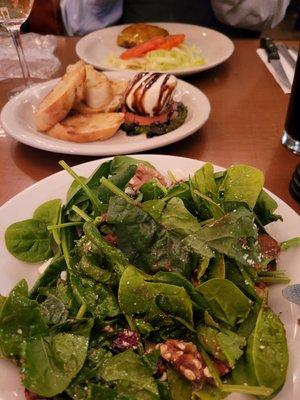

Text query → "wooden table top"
[0,37,299,214]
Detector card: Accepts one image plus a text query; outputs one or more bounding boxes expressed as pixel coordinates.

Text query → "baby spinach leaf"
[23,319,92,397]
[191,163,217,196]
[0,296,5,313]
[197,278,251,326]
[254,190,282,226]
[157,381,171,400]
[281,237,300,251]
[182,235,214,259]
[194,208,260,266]
[226,261,259,302]
[66,347,113,399]
[33,199,62,227]
[0,280,47,357]
[107,197,192,276]
[229,355,256,386]
[78,254,117,286]
[30,255,66,298]
[118,266,194,327]
[219,165,264,210]
[146,271,208,311]
[198,326,246,367]
[140,179,167,201]
[65,161,111,210]
[246,305,288,392]
[89,384,119,400]
[66,176,88,202]
[83,222,128,277]
[193,385,227,400]
[159,197,201,237]
[190,163,222,219]
[163,182,194,214]
[141,199,166,221]
[167,368,192,400]
[101,349,159,400]
[207,254,225,279]
[69,260,120,320]
[110,155,154,175]
[5,219,53,263]
[40,295,68,325]
[99,164,137,204]
[237,302,260,338]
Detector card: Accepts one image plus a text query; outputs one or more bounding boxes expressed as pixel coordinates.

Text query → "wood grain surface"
[0,37,299,214]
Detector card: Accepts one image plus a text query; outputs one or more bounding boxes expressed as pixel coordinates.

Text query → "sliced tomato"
[124,110,169,125]
[156,34,185,50]
[120,36,166,60]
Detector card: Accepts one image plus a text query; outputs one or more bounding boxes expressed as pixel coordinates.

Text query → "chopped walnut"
[160,339,206,383]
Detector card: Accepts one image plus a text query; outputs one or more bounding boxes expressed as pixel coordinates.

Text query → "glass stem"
[7,26,31,86]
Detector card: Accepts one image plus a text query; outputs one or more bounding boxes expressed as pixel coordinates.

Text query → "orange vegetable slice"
[120,36,166,60]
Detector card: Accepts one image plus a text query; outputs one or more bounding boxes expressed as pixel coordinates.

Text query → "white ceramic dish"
[0,71,210,156]
[0,155,299,399]
[76,22,234,76]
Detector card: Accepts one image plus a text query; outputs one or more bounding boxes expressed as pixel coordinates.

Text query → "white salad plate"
[76,22,234,76]
[0,154,299,400]
[0,71,210,156]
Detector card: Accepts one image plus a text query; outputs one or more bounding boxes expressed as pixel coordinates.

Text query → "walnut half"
[160,339,207,383]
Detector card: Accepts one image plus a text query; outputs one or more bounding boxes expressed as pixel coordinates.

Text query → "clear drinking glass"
[0,0,34,91]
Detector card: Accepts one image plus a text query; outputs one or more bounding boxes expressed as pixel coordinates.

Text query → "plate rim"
[0,74,211,156]
[75,22,235,76]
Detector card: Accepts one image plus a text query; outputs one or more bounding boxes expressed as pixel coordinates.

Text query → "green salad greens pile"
[2,156,299,400]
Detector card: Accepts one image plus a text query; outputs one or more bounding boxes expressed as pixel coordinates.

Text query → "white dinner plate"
[76,22,234,76]
[0,155,299,400]
[0,71,210,156]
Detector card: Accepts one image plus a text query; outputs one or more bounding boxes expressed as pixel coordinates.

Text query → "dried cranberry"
[212,359,230,376]
[113,329,139,351]
[104,233,118,246]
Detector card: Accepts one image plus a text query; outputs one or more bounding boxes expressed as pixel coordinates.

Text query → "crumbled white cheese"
[60,271,67,281]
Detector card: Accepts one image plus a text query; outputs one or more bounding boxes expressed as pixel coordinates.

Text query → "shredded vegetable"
[106,44,205,71]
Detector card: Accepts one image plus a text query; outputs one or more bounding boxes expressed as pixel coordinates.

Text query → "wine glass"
[0,0,34,91]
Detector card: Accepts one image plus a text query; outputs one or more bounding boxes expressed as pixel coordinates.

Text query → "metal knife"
[260,37,292,89]
[282,284,300,306]
[276,42,296,69]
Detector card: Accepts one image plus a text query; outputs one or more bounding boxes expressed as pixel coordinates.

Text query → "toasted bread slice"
[84,65,113,109]
[47,112,124,143]
[73,94,123,114]
[110,79,128,96]
[35,61,86,131]
[66,60,86,100]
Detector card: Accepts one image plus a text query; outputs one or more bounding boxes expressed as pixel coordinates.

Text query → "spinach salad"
[2,156,299,400]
